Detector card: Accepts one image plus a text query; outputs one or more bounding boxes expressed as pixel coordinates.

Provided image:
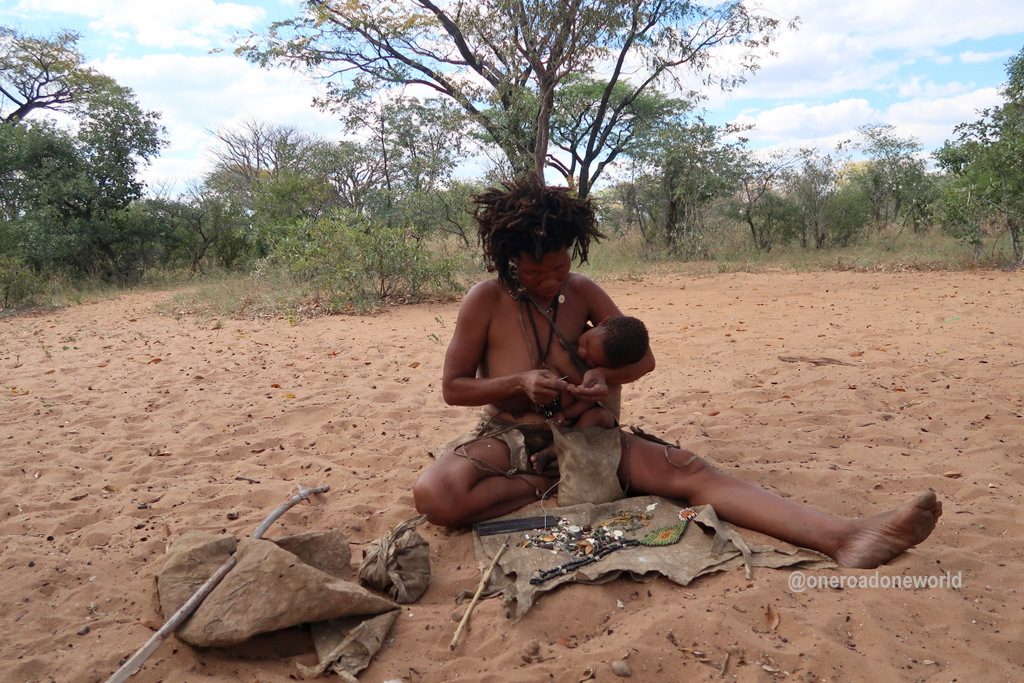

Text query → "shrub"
[273,212,461,311]
[0,256,43,310]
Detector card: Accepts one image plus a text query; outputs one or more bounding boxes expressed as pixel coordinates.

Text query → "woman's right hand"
[519,369,567,405]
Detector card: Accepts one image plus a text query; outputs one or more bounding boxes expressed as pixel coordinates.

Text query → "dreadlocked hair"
[474,174,604,287]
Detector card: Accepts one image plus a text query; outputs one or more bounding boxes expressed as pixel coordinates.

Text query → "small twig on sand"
[234,475,260,484]
[454,588,502,605]
[778,355,856,367]
[105,484,330,683]
[450,542,508,651]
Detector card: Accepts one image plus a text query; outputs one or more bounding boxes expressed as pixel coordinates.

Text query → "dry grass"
[5,226,1015,321]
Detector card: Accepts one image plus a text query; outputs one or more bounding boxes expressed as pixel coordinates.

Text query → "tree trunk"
[534,86,554,182]
[745,209,758,249]
[1009,217,1023,263]
[665,196,681,249]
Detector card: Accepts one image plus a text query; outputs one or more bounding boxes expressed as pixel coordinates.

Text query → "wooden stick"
[105,557,237,683]
[450,542,508,651]
[250,484,329,539]
[105,484,330,683]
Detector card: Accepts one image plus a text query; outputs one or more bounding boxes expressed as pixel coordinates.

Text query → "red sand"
[2,270,1021,682]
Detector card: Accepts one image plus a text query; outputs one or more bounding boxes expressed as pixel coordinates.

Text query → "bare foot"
[833,490,942,568]
[529,445,558,475]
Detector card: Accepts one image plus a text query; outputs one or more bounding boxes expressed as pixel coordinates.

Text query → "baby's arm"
[554,397,597,423]
[550,390,616,428]
[569,405,618,429]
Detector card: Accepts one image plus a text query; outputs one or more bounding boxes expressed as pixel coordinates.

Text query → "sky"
[2,0,1023,194]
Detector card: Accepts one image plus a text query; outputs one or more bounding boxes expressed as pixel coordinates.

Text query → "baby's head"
[578,316,649,369]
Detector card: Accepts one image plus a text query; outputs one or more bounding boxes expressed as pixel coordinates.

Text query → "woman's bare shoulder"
[565,272,614,302]
[455,279,506,325]
[565,272,620,320]
[462,278,504,304]
[565,271,603,293]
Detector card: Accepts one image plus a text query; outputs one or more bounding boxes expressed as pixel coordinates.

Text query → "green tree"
[1,28,165,282]
[0,120,80,272]
[50,84,163,280]
[147,184,249,273]
[737,150,798,251]
[314,140,386,213]
[205,121,332,254]
[240,0,785,194]
[206,103,467,252]
[785,147,847,248]
[350,97,465,194]
[207,120,321,210]
[936,48,1024,264]
[342,97,467,230]
[618,119,742,254]
[0,254,41,308]
[75,83,164,212]
[822,174,872,247]
[660,121,743,251]
[1,26,115,123]
[854,124,933,231]
[549,78,689,195]
[429,180,482,246]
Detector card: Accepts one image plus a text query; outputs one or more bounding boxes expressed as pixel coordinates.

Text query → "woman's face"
[514,250,571,301]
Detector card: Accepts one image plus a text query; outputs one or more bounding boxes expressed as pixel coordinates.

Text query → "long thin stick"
[105,484,330,683]
[450,542,508,651]
[105,557,237,683]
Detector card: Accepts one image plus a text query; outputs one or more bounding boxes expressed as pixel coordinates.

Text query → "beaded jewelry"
[639,520,689,546]
[635,506,698,546]
[522,506,696,584]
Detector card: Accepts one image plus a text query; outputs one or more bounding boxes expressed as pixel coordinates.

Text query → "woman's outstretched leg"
[621,435,941,568]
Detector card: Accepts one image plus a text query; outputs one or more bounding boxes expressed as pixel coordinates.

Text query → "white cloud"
[710,0,1024,106]
[733,98,877,143]
[13,0,268,49]
[732,86,1005,158]
[960,49,1016,64]
[895,78,975,99]
[696,1,1021,157]
[752,0,1024,49]
[90,52,343,191]
[885,87,1002,148]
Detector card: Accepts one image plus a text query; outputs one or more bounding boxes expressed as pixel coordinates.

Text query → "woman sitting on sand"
[412,176,941,568]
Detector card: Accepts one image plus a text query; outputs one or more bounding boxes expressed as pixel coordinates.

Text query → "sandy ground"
[1,270,1022,683]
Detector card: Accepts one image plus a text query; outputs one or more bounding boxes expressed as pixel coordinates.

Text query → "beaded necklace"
[523,289,561,370]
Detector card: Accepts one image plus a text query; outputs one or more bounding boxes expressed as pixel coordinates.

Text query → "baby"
[554,314,649,427]
[529,315,649,472]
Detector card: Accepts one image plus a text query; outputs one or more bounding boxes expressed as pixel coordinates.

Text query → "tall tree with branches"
[0,26,115,124]
[239,0,787,196]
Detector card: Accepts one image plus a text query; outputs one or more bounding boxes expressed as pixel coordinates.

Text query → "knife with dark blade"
[474,515,560,536]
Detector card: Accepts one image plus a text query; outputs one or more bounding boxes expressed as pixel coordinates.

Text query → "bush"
[0,256,43,310]
[274,212,461,311]
[823,183,872,247]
